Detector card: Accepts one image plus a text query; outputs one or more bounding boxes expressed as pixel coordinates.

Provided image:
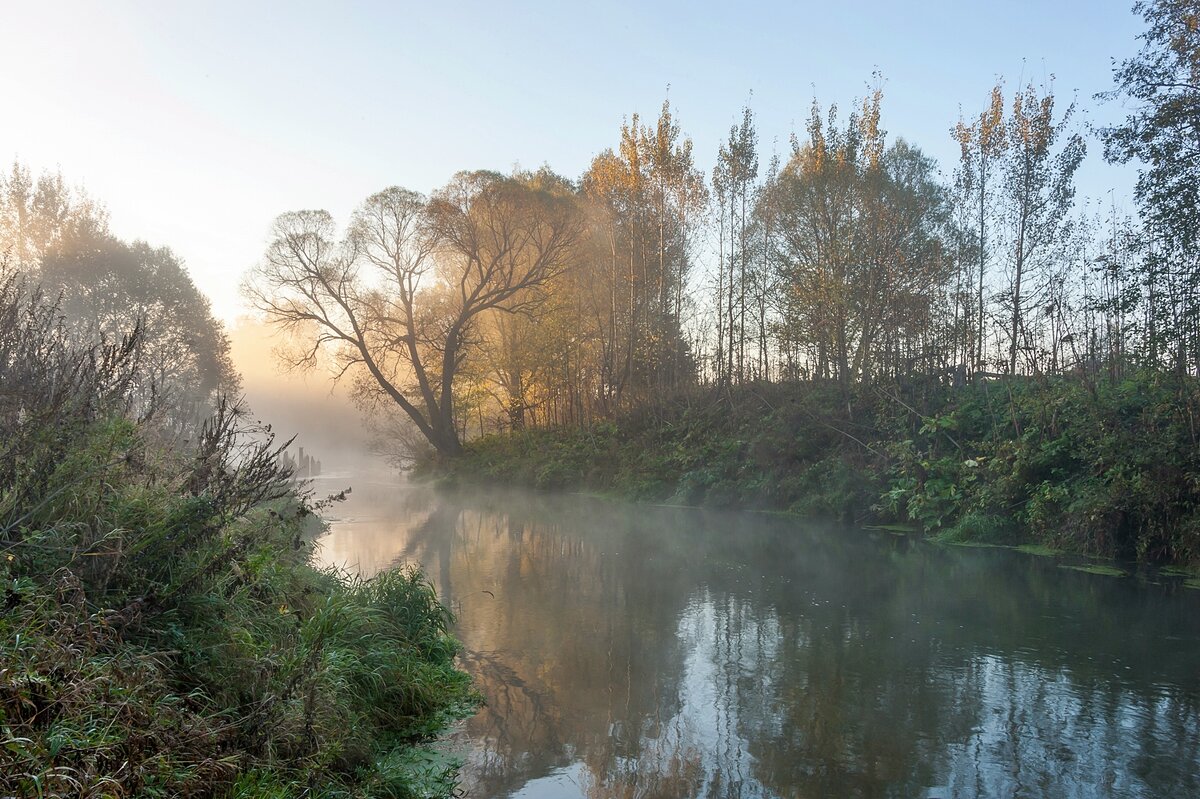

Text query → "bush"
[887,373,1200,563]
[0,274,476,798]
[434,372,1200,566]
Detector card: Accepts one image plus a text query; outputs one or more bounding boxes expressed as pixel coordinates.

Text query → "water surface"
[311,476,1200,798]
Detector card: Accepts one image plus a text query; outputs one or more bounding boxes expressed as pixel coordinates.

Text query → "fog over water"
[310,475,1200,799]
[228,317,383,474]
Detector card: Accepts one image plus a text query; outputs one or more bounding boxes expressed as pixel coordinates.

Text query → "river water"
[310,475,1200,799]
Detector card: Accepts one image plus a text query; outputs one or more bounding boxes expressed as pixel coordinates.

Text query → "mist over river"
[311,475,1200,799]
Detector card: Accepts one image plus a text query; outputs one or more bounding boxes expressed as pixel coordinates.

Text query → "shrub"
[0,275,476,798]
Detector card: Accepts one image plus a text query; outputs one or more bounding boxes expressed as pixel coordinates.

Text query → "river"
[310,475,1200,798]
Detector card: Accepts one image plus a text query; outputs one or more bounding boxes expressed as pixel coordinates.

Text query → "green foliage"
[1101,0,1200,373]
[885,373,1200,563]
[437,372,1200,567]
[434,383,884,522]
[0,280,475,798]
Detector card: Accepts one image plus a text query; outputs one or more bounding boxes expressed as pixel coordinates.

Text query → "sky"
[1,0,1146,323]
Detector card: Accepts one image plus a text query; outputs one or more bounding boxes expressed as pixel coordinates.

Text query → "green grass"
[0,280,477,798]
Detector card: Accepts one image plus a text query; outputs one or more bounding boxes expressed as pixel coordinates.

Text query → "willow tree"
[244,171,580,456]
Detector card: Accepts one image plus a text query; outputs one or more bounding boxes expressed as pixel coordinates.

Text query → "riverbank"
[0,280,475,798]
[1,421,476,798]
[426,373,1200,567]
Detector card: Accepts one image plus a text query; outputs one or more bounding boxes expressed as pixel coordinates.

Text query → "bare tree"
[243,171,580,457]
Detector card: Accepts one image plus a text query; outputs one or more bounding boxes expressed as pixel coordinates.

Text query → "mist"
[227,316,390,477]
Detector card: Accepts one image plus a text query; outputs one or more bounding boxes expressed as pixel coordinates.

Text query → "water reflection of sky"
[311,476,1200,799]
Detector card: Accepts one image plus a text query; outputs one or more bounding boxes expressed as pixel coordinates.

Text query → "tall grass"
[0,271,476,797]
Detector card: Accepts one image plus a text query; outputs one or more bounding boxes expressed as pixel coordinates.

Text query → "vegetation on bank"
[415,2,1200,572]
[428,373,1200,567]
[239,1,1200,532]
[424,381,878,518]
[0,275,475,797]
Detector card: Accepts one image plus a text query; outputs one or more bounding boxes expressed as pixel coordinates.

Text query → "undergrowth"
[0,272,476,797]
[431,373,1200,566]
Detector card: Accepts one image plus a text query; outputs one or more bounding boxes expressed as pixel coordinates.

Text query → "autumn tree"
[999,84,1085,374]
[0,162,107,268]
[244,171,580,456]
[713,105,759,384]
[581,100,706,408]
[952,84,1007,372]
[647,100,708,389]
[467,169,592,431]
[770,93,951,398]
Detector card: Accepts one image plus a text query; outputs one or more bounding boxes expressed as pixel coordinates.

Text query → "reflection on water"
[311,477,1200,799]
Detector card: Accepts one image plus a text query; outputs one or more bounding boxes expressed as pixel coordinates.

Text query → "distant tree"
[472,169,584,431]
[713,105,759,384]
[1,162,235,420]
[771,93,950,396]
[42,238,238,415]
[581,102,705,406]
[647,99,708,390]
[244,172,580,457]
[0,162,107,267]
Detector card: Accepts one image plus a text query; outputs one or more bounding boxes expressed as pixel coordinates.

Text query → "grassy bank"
[0,276,475,798]
[425,381,890,518]
[429,373,1200,566]
[424,379,883,515]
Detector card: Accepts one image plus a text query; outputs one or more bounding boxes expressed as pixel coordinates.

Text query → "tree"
[581,101,705,406]
[770,93,950,396]
[952,84,1007,372]
[0,162,107,267]
[244,172,580,457]
[1,162,235,422]
[713,105,759,384]
[1101,0,1200,373]
[469,170,589,432]
[41,238,238,418]
[647,100,708,391]
[999,84,1085,374]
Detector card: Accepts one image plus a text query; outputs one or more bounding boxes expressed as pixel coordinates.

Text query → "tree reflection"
[319,482,1200,798]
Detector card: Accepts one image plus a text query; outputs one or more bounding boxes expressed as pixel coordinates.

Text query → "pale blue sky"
[1,0,1144,321]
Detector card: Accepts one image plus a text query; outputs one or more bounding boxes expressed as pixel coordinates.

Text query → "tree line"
[231,0,1198,458]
